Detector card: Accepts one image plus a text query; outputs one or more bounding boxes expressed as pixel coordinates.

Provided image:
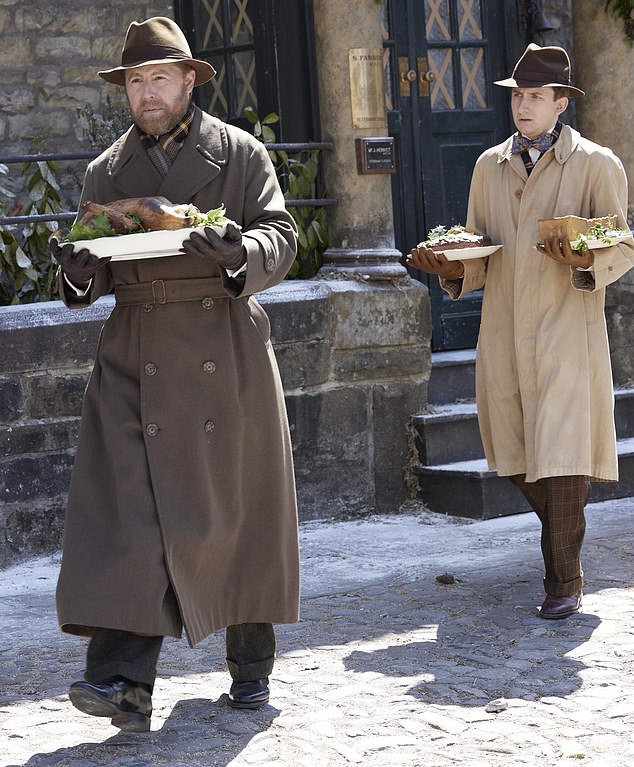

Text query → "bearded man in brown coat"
[48,17,300,732]
[409,45,634,621]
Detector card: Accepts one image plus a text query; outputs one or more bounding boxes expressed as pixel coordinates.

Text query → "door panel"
[387,0,526,350]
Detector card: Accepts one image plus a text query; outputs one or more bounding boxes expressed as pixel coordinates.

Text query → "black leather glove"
[49,235,109,287]
[181,222,246,271]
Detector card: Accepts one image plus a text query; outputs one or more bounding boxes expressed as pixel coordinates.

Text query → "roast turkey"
[77,196,194,234]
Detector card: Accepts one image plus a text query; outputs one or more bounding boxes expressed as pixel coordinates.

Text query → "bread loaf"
[538,215,618,242]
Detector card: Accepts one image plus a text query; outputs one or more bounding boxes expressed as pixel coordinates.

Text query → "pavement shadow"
[342,573,602,707]
[7,696,280,767]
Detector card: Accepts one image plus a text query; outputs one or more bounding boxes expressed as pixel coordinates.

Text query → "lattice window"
[424,0,488,112]
[191,0,257,121]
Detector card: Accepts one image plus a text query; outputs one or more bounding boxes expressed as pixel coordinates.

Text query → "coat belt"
[115,278,228,306]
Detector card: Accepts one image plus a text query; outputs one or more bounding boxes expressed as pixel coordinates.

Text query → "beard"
[130,90,192,136]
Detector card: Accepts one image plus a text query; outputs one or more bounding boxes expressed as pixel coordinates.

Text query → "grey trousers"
[84,623,276,690]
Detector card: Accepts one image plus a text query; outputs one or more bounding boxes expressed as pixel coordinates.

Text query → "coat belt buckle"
[151,279,167,304]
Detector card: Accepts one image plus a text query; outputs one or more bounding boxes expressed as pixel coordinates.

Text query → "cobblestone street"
[1,498,633,767]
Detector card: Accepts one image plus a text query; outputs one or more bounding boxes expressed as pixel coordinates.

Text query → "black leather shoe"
[539,591,583,620]
[227,678,270,709]
[68,677,152,732]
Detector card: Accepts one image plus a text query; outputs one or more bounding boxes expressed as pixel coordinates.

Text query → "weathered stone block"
[275,340,331,389]
[0,298,112,373]
[0,452,74,502]
[266,282,332,344]
[0,86,33,115]
[285,386,373,519]
[0,378,23,424]
[333,343,430,383]
[329,281,430,349]
[372,380,428,512]
[26,372,89,419]
[0,37,29,66]
[35,37,91,61]
[1,418,80,457]
[1,500,65,567]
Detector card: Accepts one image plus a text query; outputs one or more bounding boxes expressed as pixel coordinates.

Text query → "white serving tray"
[72,221,228,261]
[443,244,502,261]
[570,232,633,252]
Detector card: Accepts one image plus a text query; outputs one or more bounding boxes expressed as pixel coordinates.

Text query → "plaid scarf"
[139,102,195,177]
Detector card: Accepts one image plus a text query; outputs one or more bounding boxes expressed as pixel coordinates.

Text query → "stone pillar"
[572,1,634,386]
[573,1,634,222]
[312,0,405,279]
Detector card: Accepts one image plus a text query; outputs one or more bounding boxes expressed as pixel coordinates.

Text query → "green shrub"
[0,160,66,305]
[244,108,328,278]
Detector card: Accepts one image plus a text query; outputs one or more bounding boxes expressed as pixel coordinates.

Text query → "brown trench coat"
[56,108,300,646]
[442,124,634,483]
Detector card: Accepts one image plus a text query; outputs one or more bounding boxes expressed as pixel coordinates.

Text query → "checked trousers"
[511,475,589,597]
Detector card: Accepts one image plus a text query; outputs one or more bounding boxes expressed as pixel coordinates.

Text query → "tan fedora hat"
[99,17,216,86]
[494,43,584,97]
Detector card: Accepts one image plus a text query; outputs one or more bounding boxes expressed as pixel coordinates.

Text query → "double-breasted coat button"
[204,420,215,433]
[514,189,522,199]
[144,362,158,376]
[265,256,276,272]
[202,360,216,374]
[201,297,215,309]
[146,423,159,437]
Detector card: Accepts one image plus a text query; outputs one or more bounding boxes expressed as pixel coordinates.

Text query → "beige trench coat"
[442,124,634,483]
[56,108,300,646]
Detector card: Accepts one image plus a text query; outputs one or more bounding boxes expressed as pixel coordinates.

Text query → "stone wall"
[1,0,173,156]
[0,278,431,568]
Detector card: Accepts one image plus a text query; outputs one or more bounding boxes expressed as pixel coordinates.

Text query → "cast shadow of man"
[12,695,281,767]
[343,572,602,706]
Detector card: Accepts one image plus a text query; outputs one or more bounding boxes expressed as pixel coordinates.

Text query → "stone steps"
[413,350,634,519]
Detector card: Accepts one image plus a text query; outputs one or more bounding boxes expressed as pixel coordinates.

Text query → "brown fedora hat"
[494,43,584,97]
[99,17,216,87]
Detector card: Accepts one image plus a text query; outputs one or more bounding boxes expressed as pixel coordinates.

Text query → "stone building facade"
[1,0,170,156]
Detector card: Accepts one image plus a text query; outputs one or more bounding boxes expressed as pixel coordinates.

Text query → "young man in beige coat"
[48,17,299,731]
[409,44,634,620]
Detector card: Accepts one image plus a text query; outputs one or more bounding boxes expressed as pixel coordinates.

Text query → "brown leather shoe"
[539,591,583,620]
[68,677,152,732]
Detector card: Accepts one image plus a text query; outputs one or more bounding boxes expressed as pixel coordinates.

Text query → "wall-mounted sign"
[355,137,396,175]
[349,47,386,130]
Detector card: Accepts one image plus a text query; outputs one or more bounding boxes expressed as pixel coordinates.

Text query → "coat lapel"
[107,109,229,204]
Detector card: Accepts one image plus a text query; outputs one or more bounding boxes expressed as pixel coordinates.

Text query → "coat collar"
[496,123,580,167]
[105,107,229,200]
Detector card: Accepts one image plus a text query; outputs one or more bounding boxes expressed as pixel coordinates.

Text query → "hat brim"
[99,57,216,87]
[494,77,584,98]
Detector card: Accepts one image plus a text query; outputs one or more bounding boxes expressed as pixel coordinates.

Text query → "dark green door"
[386,0,527,350]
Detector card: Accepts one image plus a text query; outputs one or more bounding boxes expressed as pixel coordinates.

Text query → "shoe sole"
[227,694,270,710]
[539,608,580,619]
[69,687,150,732]
[539,601,582,620]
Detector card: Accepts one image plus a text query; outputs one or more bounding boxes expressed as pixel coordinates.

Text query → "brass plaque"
[349,48,386,130]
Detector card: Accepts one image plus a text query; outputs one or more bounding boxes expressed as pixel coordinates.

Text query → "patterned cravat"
[511,131,555,155]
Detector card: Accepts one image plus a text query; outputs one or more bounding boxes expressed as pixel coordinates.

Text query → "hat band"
[515,69,571,86]
[122,44,191,67]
